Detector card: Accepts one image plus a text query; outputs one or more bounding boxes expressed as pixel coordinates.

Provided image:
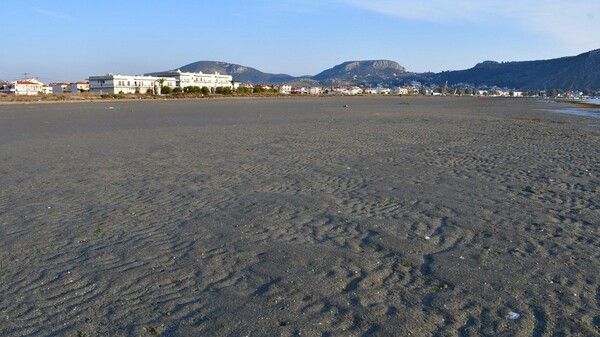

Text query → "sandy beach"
[0,97,598,336]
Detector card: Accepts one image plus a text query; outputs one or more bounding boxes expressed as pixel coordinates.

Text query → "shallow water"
[537,107,600,119]
[582,98,600,105]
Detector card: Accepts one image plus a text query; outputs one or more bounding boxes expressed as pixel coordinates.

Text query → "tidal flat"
[0,97,598,336]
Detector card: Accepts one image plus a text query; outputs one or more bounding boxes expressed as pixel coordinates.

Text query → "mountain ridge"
[434,49,600,89]
[165,49,600,90]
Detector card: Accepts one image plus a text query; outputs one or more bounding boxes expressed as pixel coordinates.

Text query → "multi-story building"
[14,80,43,95]
[0,79,46,95]
[151,69,233,92]
[88,74,176,94]
[279,84,292,94]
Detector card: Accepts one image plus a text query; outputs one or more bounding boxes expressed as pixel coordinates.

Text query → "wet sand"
[0,97,598,336]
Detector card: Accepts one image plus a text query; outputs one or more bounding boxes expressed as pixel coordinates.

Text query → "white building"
[71,82,89,92]
[375,87,391,95]
[330,86,363,95]
[152,69,233,92]
[50,82,89,94]
[392,87,409,95]
[88,74,176,94]
[279,84,292,94]
[41,84,53,94]
[308,86,323,95]
[13,80,43,95]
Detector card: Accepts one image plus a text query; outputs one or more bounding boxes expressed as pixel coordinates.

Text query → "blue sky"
[1,0,598,82]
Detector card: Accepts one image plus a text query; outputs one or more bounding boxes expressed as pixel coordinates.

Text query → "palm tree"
[155,78,166,95]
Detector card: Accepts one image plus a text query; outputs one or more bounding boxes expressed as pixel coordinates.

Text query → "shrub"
[161,86,172,95]
[184,86,201,94]
[215,86,232,95]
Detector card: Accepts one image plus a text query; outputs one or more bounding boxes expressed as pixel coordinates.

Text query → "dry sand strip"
[0,97,598,336]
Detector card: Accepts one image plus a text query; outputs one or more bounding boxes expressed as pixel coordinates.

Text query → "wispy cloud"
[335,0,600,51]
[29,7,68,19]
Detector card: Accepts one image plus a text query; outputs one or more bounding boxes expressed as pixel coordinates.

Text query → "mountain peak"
[474,60,500,68]
[341,60,405,72]
[313,60,407,85]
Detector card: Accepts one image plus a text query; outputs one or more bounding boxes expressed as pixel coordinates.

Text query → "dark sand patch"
[0,97,598,336]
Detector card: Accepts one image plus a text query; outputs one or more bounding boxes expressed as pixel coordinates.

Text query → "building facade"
[88,74,176,94]
[41,85,53,94]
[151,70,233,92]
[52,82,70,94]
[0,79,54,95]
[71,82,89,92]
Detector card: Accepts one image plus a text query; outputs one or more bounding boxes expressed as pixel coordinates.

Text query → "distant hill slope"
[165,49,600,89]
[435,49,600,90]
[178,61,296,84]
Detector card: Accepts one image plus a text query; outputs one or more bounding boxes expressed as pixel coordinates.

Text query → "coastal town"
[0,69,592,99]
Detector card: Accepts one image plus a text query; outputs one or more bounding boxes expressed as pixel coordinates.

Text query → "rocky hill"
[312,60,408,86]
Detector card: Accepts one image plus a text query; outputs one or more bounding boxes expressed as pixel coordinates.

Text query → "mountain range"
[172,49,600,90]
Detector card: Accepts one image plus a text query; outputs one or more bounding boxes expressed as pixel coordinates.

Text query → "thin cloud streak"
[29,7,68,19]
[336,0,600,51]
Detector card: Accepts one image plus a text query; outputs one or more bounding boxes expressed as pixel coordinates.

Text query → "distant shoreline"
[0,93,542,106]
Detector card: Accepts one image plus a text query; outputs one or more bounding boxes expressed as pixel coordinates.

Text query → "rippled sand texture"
[0,97,598,336]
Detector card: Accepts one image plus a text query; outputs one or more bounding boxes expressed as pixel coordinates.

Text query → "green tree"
[201,86,210,95]
[153,78,166,95]
[161,86,172,94]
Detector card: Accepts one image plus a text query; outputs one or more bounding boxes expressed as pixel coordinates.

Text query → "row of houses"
[0,78,90,95]
[1,69,234,96]
[277,85,418,96]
